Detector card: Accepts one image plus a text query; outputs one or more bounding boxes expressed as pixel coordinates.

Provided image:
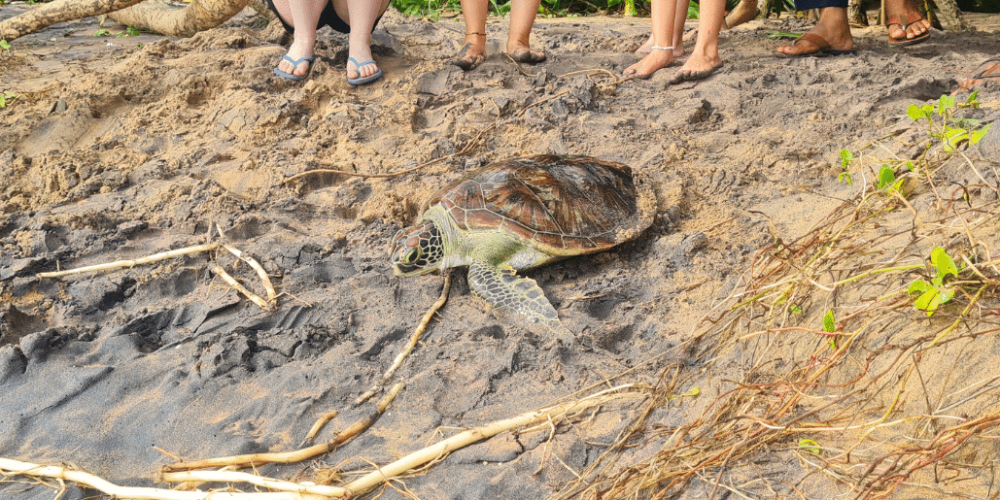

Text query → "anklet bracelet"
[651,45,674,51]
[466,32,487,36]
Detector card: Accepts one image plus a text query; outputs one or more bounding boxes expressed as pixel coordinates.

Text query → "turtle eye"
[400,247,421,265]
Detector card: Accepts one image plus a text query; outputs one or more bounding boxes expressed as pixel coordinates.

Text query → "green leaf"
[970,124,992,145]
[908,280,929,295]
[905,161,915,172]
[0,40,10,50]
[823,310,835,333]
[931,247,958,278]
[838,172,853,186]
[790,304,802,315]
[907,104,926,121]
[877,165,896,190]
[840,149,853,162]
[828,338,837,351]
[938,95,955,115]
[942,128,970,152]
[914,289,938,313]
[966,90,980,107]
[921,104,934,115]
[799,438,821,454]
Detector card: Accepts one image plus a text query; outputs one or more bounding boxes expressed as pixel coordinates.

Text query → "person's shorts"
[267,0,382,34]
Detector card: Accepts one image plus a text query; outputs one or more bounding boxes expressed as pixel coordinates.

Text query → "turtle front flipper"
[468,260,574,346]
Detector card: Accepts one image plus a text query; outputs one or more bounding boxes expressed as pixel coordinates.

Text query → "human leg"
[724,0,758,29]
[332,0,390,83]
[884,0,930,45]
[271,0,328,79]
[672,0,724,83]
[624,0,678,78]
[636,0,688,57]
[448,0,489,69]
[507,0,545,62]
[776,2,853,56]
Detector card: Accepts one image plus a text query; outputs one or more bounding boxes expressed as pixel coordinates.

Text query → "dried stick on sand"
[210,264,273,312]
[162,383,403,472]
[340,384,639,495]
[354,272,452,406]
[302,410,339,445]
[159,470,347,497]
[1,385,639,500]
[0,458,324,500]
[36,242,220,278]
[36,229,278,312]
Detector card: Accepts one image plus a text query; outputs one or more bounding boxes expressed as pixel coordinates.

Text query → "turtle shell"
[426,155,656,256]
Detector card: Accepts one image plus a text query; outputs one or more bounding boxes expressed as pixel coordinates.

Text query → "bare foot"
[448,33,487,70]
[624,48,674,80]
[953,58,1000,95]
[506,42,546,63]
[670,53,723,83]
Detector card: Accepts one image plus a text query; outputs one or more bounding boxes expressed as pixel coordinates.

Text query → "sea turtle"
[389,154,656,341]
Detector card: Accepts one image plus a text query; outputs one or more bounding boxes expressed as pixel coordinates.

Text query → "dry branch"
[340,384,641,496]
[163,383,403,472]
[355,272,452,406]
[37,243,220,278]
[0,458,324,500]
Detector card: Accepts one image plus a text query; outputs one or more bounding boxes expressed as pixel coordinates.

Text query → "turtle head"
[389,222,444,277]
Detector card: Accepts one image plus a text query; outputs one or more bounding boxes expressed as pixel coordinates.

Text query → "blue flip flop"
[347,57,383,86]
[274,55,316,82]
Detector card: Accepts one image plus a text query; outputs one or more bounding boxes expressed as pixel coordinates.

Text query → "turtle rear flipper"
[468,261,574,346]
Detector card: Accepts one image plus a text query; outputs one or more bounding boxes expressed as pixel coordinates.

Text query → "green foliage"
[391,0,463,20]
[875,164,905,193]
[687,1,699,18]
[822,310,835,333]
[799,438,821,454]
[907,92,992,153]
[95,29,112,37]
[0,90,18,109]
[838,149,853,185]
[392,0,653,18]
[908,247,960,316]
[823,310,837,350]
[766,30,802,40]
[0,40,10,51]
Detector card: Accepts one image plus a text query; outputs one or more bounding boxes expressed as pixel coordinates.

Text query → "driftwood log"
[0,0,271,42]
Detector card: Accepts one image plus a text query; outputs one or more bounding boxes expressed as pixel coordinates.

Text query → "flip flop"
[887,12,931,46]
[779,33,856,57]
[274,55,316,82]
[669,62,724,84]
[447,43,486,71]
[347,57,383,86]
[972,57,1000,80]
[508,48,546,64]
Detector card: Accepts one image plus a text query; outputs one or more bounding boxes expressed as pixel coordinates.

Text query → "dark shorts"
[795,0,847,10]
[266,0,383,35]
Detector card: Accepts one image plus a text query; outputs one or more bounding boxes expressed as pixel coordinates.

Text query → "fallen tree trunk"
[0,0,145,41]
[107,0,249,37]
[0,0,258,42]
